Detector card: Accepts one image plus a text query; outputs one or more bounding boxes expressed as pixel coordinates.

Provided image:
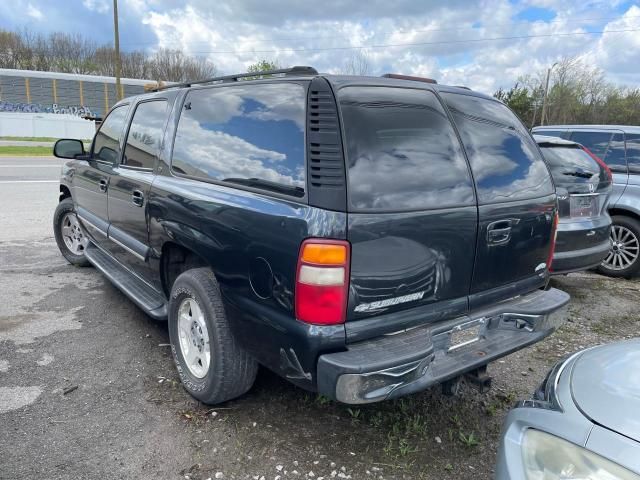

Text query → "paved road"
[0,140,55,147]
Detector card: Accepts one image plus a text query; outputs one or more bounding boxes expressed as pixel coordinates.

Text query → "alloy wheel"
[602,225,640,271]
[177,297,211,378]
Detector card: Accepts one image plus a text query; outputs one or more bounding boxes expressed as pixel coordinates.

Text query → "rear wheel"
[597,215,640,278]
[168,268,258,404]
[53,198,91,267]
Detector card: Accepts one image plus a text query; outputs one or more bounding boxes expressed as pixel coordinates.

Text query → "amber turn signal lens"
[301,243,347,265]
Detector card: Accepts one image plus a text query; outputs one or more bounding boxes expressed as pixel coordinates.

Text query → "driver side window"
[92,105,129,163]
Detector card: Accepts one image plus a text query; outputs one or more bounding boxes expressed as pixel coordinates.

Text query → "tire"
[168,267,258,404]
[53,198,91,267]
[597,215,640,278]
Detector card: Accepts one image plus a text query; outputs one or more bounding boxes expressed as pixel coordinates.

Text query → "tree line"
[0,29,217,82]
[494,57,640,127]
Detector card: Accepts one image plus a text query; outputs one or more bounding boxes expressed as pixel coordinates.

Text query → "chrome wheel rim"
[177,297,210,379]
[61,212,88,255]
[602,225,640,271]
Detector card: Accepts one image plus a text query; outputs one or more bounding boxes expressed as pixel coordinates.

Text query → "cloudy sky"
[1,0,639,94]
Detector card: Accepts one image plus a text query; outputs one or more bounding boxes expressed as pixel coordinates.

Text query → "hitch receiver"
[464,366,492,393]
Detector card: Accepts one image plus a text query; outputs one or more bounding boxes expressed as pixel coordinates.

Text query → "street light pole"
[540,62,558,126]
[113,0,123,101]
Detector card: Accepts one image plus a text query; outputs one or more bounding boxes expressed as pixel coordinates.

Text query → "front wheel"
[597,215,640,278]
[168,268,258,404]
[53,198,91,267]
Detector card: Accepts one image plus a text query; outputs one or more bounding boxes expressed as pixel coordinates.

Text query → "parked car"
[533,125,640,277]
[52,66,569,405]
[496,339,640,479]
[533,135,612,274]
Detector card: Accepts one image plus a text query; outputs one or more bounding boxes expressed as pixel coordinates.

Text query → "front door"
[74,104,129,249]
[107,99,170,289]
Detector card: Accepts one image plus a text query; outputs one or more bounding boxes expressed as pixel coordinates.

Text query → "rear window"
[171,83,306,197]
[538,144,605,184]
[443,93,554,204]
[569,131,612,159]
[339,87,474,211]
[626,133,640,174]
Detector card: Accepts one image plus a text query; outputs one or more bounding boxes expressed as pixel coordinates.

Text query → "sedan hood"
[571,339,640,442]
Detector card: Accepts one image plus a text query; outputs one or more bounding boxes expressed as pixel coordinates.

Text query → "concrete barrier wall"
[0,112,95,139]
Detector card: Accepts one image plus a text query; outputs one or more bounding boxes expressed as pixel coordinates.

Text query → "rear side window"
[171,83,306,197]
[443,93,553,204]
[624,134,640,174]
[569,131,612,159]
[93,105,128,164]
[339,86,474,211]
[602,133,627,173]
[123,100,168,169]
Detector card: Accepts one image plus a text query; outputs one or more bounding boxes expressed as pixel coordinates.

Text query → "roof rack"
[453,85,471,90]
[152,66,318,91]
[381,73,437,84]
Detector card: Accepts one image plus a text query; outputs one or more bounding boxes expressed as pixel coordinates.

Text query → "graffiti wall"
[0,101,94,117]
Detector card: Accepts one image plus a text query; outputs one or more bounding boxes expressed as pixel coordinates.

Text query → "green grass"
[0,136,92,143]
[0,146,54,156]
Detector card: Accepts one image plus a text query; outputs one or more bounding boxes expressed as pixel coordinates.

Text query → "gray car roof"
[534,124,640,134]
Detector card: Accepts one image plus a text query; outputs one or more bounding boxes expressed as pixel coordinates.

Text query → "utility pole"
[113,0,123,101]
[540,62,558,126]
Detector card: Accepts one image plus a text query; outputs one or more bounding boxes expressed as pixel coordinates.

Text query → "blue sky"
[1,0,639,93]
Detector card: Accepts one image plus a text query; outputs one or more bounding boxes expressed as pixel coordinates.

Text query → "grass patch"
[0,136,61,142]
[0,146,54,156]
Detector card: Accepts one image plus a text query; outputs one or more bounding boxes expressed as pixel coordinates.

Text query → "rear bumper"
[551,239,611,275]
[316,287,569,404]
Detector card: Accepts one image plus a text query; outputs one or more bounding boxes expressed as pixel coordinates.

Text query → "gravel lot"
[1,157,639,480]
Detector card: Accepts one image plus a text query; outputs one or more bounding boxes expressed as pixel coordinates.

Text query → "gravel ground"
[1,157,639,480]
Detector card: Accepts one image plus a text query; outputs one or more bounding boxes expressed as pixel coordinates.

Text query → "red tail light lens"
[547,212,559,271]
[583,147,612,183]
[295,239,350,325]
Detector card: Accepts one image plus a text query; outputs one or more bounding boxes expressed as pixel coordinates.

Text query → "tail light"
[547,212,559,271]
[583,147,612,183]
[295,239,350,325]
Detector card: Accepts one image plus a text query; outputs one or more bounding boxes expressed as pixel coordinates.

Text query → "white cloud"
[26,3,43,20]
[82,0,110,14]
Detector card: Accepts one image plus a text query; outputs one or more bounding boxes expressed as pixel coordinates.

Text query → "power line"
[118,14,640,48]
[182,27,640,55]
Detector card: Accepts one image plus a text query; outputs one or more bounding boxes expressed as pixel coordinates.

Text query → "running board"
[85,244,168,321]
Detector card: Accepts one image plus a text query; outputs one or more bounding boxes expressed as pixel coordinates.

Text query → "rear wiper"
[562,170,595,179]
[223,177,305,197]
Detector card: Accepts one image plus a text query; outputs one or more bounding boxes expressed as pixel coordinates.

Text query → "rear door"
[441,93,556,309]
[107,98,171,289]
[338,86,478,324]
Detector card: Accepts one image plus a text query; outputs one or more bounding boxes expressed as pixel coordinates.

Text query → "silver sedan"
[496,339,640,479]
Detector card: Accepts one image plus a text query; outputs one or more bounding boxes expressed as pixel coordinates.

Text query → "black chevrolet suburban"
[53,67,569,405]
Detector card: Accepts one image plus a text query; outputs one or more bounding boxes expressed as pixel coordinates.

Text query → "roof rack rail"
[381,73,437,84]
[152,66,318,91]
[453,85,471,90]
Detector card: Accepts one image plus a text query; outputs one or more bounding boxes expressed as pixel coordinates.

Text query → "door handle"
[99,179,108,192]
[487,220,513,245]
[132,190,144,207]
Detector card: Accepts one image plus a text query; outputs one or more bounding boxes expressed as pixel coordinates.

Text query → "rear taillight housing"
[547,212,559,271]
[583,147,612,183]
[295,239,350,325]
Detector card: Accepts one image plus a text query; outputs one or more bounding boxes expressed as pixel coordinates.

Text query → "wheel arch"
[159,241,210,298]
[60,184,72,202]
[609,207,640,223]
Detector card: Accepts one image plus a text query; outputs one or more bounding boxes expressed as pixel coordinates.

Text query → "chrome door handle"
[132,190,144,207]
[99,179,108,192]
[487,220,513,245]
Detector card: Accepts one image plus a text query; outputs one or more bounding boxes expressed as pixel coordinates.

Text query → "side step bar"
[85,244,168,321]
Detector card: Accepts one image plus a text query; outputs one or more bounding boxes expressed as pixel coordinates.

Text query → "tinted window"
[624,133,640,174]
[93,105,128,163]
[569,131,612,159]
[443,93,554,203]
[339,87,474,211]
[123,100,168,169]
[602,133,627,172]
[171,83,306,197]
[538,145,608,190]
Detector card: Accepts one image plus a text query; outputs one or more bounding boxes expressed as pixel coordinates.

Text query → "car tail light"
[583,147,612,183]
[547,213,559,271]
[295,239,350,325]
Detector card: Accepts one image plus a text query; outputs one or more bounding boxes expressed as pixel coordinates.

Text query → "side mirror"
[54,139,86,159]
